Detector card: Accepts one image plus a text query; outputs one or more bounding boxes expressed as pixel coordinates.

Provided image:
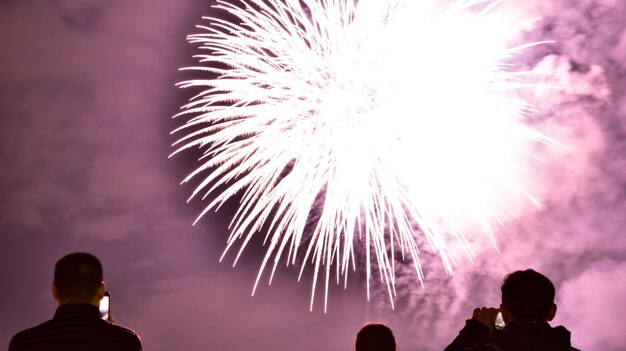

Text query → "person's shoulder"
[101,321,142,346]
[10,319,55,339]
[9,320,55,350]
[104,321,139,335]
[10,318,141,351]
[467,343,506,351]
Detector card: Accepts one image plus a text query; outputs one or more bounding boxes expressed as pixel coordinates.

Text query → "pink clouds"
[0,0,196,240]
[123,273,365,351]
[558,261,626,350]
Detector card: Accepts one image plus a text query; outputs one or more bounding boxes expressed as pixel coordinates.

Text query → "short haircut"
[355,323,396,351]
[501,269,555,321]
[54,252,103,302]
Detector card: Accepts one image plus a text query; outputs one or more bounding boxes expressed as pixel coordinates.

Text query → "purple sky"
[1,1,625,350]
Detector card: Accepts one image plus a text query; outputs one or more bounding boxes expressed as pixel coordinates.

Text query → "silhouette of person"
[9,252,142,351]
[444,269,579,351]
[355,323,397,351]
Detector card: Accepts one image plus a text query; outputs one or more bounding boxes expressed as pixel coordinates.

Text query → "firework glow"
[172,0,560,310]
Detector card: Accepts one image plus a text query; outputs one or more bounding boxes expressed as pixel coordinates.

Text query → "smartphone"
[494,311,505,329]
[99,291,111,320]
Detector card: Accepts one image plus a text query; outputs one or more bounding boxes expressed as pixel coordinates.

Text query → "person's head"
[52,252,105,305]
[355,323,396,351]
[500,269,557,323]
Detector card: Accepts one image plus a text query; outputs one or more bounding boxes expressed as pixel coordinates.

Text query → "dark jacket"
[444,319,579,351]
[9,303,142,351]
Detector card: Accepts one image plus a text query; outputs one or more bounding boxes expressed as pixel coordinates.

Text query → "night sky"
[1,1,625,351]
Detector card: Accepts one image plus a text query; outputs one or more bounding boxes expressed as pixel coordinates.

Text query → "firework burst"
[172,0,557,310]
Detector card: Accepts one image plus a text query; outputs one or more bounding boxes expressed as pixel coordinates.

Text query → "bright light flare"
[172,0,559,311]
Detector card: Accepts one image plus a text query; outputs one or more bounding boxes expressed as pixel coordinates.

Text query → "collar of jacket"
[54,303,100,320]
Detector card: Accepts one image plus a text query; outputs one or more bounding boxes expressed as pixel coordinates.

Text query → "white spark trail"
[172,0,560,311]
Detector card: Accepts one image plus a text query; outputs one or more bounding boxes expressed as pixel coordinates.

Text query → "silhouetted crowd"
[8,253,579,351]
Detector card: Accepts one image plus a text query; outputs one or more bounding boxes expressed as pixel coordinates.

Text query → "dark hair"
[54,252,103,301]
[501,269,555,321]
[355,323,396,351]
